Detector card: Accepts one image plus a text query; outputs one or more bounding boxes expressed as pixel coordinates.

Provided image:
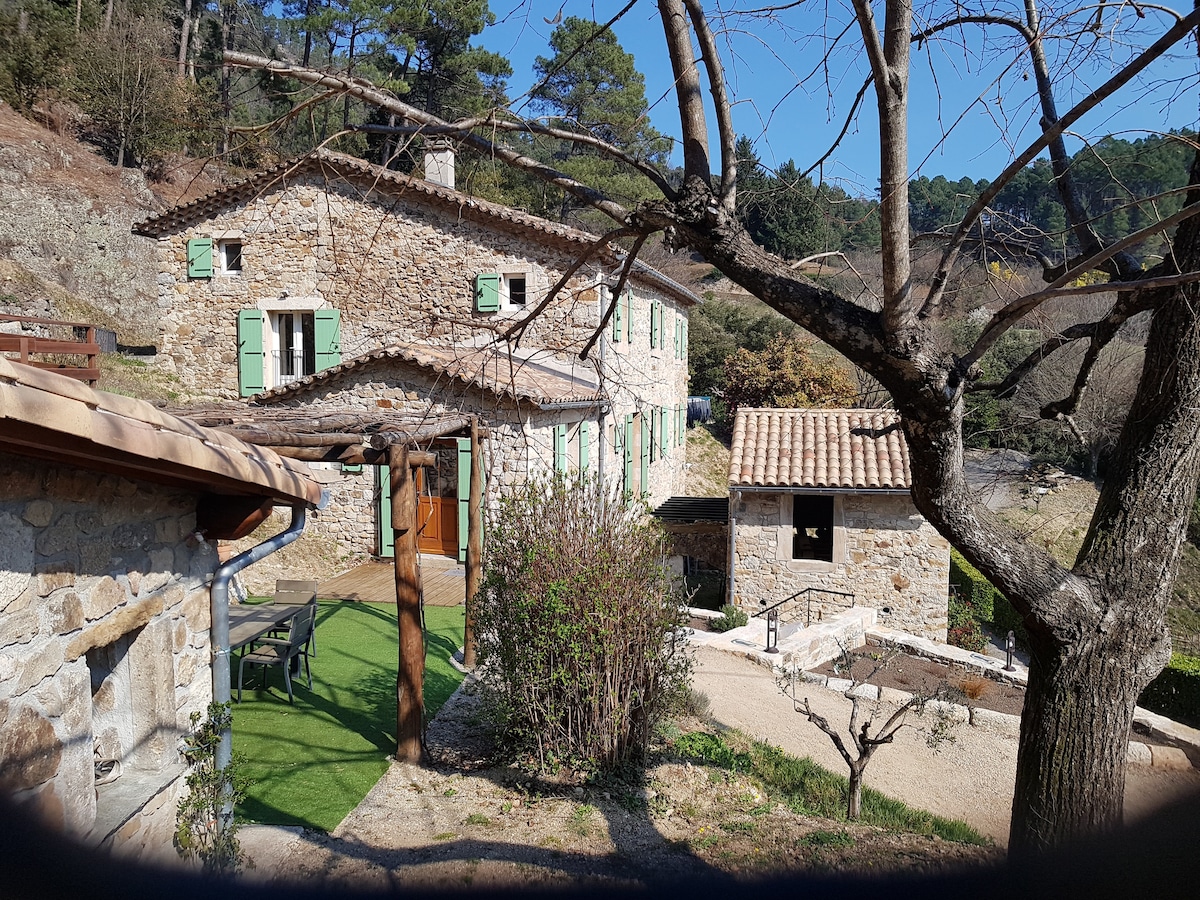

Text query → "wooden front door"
[416,466,458,557]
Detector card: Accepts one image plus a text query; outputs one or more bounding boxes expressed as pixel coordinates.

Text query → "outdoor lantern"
[766,607,780,654]
[1004,630,1017,672]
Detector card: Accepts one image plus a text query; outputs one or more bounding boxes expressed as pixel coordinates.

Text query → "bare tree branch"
[656,0,711,185]
[224,51,633,225]
[963,202,1200,367]
[352,117,676,199]
[580,233,650,360]
[683,0,738,210]
[921,7,1200,318]
[504,226,638,345]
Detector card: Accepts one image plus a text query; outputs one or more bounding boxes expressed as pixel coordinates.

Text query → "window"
[218,240,243,274]
[793,495,835,562]
[235,308,340,393]
[504,274,527,307]
[272,312,316,385]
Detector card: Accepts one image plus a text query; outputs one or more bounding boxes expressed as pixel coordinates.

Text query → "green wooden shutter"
[650,300,659,349]
[660,406,669,456]
[625,291,633,342]
[679,404,686,438]
[187,238,213,278]
[553,424,568,474]
[673,316,680,358]
[236,309,266,397]
[640,416,650,498]
[457,438,471,563]
[682,321,688,358]
[475,273,500,312]
[342,463,362,473]
[314,309,341,371]
[612,291,623,343]
[623,414,634,499]
[579,421,590,473]
[378,466,395,558]
[649,408,658,462]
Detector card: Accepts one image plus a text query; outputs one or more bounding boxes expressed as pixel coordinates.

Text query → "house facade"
[0,358,320,861]
[134,150,696,557]
[728,408,950,642]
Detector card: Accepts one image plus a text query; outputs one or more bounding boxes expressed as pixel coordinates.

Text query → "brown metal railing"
[0,313,101,384]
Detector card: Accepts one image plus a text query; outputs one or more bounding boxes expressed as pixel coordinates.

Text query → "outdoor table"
[228,603,300,653]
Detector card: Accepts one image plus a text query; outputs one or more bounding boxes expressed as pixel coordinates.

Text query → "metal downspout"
[210,504,308,775]
[728,491,740,606]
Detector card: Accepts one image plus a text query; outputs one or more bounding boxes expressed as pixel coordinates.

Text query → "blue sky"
[479,0,1199,196]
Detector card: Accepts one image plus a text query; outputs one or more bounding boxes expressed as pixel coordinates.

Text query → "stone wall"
[0,450,218,862]
[272,352,688,556]
[149,172,690,423]
[731,491,949,642]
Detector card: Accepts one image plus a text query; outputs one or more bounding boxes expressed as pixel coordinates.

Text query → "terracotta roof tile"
[0,357,322,505]
[729,408,910,490]
[255,342,605,408]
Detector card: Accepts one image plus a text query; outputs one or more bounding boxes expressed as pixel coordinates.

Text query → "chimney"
[424,138,455,190]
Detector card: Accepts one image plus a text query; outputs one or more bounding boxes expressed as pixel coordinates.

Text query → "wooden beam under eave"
[389,443,425,765]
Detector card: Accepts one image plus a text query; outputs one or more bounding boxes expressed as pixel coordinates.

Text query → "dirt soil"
[812,651,1027,717]
[263,673,1000,891]
[255,648,1200,890]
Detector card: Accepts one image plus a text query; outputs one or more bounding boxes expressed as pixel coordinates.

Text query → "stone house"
[728,408,950,642]
[133,149,697,558]
[0,357,321,861]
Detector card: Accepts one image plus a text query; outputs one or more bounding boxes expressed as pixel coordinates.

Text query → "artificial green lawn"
[230,601,465,831]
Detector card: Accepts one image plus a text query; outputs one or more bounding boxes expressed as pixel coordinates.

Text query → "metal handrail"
[754,586,856,628]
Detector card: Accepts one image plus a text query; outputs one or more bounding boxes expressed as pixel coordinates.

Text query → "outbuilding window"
[793,495,835,562]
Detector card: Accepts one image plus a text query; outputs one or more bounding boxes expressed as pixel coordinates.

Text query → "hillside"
[0,102,219,347]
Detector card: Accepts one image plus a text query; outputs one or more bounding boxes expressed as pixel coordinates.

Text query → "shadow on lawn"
[233,601,464,831]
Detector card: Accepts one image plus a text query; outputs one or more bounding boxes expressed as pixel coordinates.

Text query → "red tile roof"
[255,343,605,408]
[729,408,910,490]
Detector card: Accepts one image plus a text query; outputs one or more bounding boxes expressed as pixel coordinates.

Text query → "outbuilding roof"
[132,149,701,308]
[0,357,322,506]
[729,408,911,491]
[254,342,606,409]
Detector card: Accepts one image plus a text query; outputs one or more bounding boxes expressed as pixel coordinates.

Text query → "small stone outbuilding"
[728,408,949,641]
[0,357,321,862]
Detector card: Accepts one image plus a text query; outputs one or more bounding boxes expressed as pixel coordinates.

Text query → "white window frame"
[217,239,243,275]
[501,272,528,309]
[269,311,315,387]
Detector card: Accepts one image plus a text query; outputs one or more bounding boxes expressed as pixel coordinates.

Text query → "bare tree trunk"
[177,0,192,79]
[847,762,865,820]
[104,0,113,31]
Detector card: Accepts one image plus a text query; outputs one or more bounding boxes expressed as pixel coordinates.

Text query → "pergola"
[174,403,485,764]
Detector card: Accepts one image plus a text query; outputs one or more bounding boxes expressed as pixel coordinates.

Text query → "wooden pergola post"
[388,442,425,764]
[463,417,483,668]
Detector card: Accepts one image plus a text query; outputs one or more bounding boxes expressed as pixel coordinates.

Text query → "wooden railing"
[0,313,101,384]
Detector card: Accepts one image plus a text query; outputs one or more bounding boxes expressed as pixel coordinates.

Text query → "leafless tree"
[781,647,960,820]
[224,0,1200,857]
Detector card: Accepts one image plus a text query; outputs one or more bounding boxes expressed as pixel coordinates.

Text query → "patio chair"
[237,604,315,704]
[272,579,319,657]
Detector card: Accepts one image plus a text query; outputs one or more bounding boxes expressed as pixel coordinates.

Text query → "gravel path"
[691,646,1200,846]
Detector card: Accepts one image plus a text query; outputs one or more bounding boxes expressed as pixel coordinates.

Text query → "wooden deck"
[318,556,466,606]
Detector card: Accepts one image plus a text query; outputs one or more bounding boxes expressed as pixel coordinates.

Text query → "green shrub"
[710,603,749,632]
[1139,653,1200,729]
[947,592,987,652]
[175,702,249,874]
[475,476,691,772]
[949,548,1028,647]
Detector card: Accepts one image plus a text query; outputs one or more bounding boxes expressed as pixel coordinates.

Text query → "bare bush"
[474,477,692,772]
